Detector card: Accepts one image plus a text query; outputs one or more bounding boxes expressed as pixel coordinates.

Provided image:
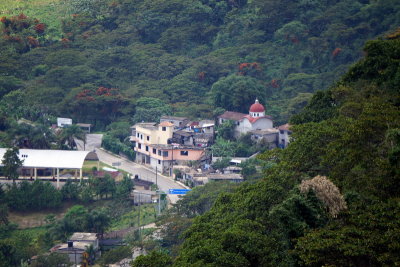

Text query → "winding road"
[76,134,187,204]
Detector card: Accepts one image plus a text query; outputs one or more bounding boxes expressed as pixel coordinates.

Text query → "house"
[180,168,209,187]
[193,133,214,147]
[278,123,292,148]
[207,173,244,183]
[57,117,72,128]
[130,190,158,204]
[133,177,154,190]
[133,121,174,164]
[51,232,99,265]
[250,128,279,149]
[133,122,206,174]
[172,131,214,147]
[218,99,273,137]
[160,116,189,129]
[149,144,206,175]
[173,130,194,146]
[194,120,215,134]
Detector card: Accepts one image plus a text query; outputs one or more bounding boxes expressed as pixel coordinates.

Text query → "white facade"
[57,118,72,128]
[278,124,291,148]
[218,99,274,137]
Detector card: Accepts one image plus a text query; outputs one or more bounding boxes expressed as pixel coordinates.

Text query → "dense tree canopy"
[0,0,398,129]
[172,36,400,266]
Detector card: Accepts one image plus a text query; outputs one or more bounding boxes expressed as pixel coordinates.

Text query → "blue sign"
[169,189,191,194]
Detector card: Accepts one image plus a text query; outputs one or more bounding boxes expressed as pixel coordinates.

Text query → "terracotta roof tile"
[218,111,246,121]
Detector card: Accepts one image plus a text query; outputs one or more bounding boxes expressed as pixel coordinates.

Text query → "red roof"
[249,100,265,112]
[243,115,272,124]
[159,121,174,127]
[218,111,247,121]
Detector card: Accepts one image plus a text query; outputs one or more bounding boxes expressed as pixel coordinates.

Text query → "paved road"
[77,134,186,204]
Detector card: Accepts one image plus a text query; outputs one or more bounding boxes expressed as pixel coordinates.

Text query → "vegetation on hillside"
[132,34,400,266]
[0,0,398,134]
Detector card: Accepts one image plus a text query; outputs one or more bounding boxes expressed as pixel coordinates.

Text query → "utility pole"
[137,192,141,247]
[156,166,158,189]
[157,190,161,215]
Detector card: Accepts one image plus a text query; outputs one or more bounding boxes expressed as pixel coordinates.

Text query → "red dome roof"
[249,99,265,112]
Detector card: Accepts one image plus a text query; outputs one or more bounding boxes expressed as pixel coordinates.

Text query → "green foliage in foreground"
[98,246,132,266]
[3,181,62,211]
[132,250,173,267]
[171,36,400,266]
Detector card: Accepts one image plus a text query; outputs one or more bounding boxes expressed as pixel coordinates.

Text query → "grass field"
[0,0,67,38]
[82,160,111,173]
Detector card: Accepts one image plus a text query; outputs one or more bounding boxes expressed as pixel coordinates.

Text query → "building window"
[147,136,150,141]
[180,151,188,156]
[158,160,161,164]
[153,148,156,154]
[137,133,139,137]
[163,151,168,157]
[162,127,166,131]
[146,146,149,152]
[158,150,161,156]
[138,143,141,149]
[279,130,284,134]
[140,134,143,139]
[237,122,240,125]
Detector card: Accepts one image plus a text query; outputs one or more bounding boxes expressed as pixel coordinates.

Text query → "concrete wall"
[252,118,273,130]
[279,130,291,147]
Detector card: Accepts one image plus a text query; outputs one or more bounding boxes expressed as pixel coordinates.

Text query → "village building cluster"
[131,99,291,185]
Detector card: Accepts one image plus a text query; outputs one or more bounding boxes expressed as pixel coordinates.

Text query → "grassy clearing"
[110,204,157,231]
[82,160,112,173]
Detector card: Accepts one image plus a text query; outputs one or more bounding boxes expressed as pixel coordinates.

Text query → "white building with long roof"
[0,148,98,188]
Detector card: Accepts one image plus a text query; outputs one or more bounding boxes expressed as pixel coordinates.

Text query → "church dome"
[249,99,265,112]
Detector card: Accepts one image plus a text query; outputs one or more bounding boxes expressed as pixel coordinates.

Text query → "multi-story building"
[133,121,206,175]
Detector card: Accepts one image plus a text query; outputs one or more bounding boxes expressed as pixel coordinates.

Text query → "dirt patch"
[8,201,76,229]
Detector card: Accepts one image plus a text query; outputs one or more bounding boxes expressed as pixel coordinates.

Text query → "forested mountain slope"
[0,0,399,129]
[168,33,400,267]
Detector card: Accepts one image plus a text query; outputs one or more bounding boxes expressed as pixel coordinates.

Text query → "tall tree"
[1,147,23,182]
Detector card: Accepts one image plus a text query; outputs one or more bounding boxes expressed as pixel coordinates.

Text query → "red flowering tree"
[71,86,130,126]
[0,13,47,53]
[237,62,262,77]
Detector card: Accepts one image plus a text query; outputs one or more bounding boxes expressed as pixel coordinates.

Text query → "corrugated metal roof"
[0,148,92,169]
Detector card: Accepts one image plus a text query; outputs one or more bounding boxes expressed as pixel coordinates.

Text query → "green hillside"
[0,0,399,130]
[135,33,400,267]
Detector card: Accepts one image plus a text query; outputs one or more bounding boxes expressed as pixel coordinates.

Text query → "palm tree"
[11,122,55,149]
[84,244,96,265]
[58,124,85,150]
